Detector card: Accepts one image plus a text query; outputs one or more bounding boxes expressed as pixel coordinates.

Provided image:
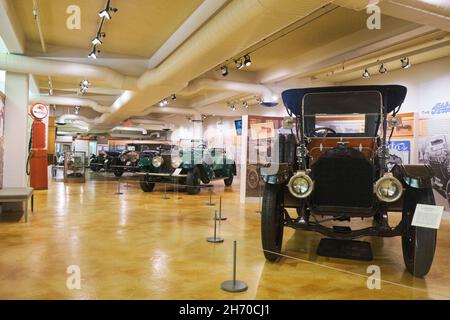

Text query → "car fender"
[260,163,290,185]
[392,164,434,189]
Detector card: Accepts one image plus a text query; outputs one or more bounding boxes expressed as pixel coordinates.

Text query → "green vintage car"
[138,141,236,194]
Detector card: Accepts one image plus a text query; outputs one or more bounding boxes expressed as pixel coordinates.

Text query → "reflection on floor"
[0,172,449,299]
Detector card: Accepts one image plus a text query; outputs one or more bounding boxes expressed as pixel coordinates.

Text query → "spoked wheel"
[401,187,437,277]
[261,183,285,261]
[186,167,201,195]
[139,176,155,192]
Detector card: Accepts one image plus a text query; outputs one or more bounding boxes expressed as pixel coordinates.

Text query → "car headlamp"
[288,171,313,198]
[171,157,182,168]
[374,173,403,202]
[151,156,164,168]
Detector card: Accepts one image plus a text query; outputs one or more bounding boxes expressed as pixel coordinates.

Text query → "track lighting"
[242,101,248,108]
[88,45,99,59]
[81,80,90,87]
[159,98,169,107]
[99,0,118,20]
[362,68,371,79]
[171,94,177,101]
[235,59,244,70]
[49,88,53,95]
[243,54,252,67]
[379,63,387,74]
[74,106,80,115]
[92,32,106,45]
[401,57,411,69]
[231,104,236,111]
[221,66,228,77]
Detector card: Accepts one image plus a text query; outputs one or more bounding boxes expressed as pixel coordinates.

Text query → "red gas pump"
[29,103,49,190]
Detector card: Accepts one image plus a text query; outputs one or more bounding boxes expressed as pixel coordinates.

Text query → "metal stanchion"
[205,188,215,206]
[207,211,224,243]
[175,180,182,200]
[124,176,129,189]
[115,177,123,195]
[161,183,170,199]
[215,196,227,221]
[221,240,248,293]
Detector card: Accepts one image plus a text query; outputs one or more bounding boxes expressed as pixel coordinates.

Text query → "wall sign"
[30,103,49,120]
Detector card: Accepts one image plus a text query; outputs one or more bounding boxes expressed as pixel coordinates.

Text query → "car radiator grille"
[311,155,374,208]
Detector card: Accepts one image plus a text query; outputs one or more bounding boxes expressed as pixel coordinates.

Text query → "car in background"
[89,151,120,172]
[138,141,236,194]
[426,135,450,204]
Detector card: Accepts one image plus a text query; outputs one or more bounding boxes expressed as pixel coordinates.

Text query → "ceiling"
[1,0,450,135]
[11,0,203,58]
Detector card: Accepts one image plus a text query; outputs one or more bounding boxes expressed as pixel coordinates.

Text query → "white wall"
[343,56,450,114]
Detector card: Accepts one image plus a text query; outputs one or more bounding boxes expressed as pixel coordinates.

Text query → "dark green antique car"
[138,141,236,194]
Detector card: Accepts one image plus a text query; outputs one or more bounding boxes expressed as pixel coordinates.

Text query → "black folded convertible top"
[282,85,407,116]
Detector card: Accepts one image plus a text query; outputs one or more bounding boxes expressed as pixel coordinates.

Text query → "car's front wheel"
[186,167,201,195]
[446,180,450,205]
[261,183,284,261]
[140,176,155,192]
[401,187,437,277]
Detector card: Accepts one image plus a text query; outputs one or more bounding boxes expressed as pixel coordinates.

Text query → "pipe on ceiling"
[30,95,111,113]
[147,0,229,68]
[181,78,276,103]
[0,53,138,90]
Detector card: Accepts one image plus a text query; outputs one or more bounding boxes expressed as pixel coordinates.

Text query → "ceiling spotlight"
[81,80,90,87]
[256,96,263,104]
[379,63,387,74]
[88,45,99,59]
[242,101,248,108]
[171,94,177,101]
[231,104,236,111]
[220,66,228,77]
[49,88,53,95]
[362,68,371,79]
[401,57,411,69]
[235,59,243,70]
[163,98,169,105]
[99,0,118,20]
[74,106,80,115]
[243,54,252,67]
[92,32,105,45]
[159,101,164,107]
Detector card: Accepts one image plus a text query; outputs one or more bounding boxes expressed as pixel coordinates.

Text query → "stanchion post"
[215,195,227,221]
[256,183,262,214]
[115,177,123,195]
[161,183,170,199]
[221,240,248,292]
[207,211,224,243]
[206,187,215,206]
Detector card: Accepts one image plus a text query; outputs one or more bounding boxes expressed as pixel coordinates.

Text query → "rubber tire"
[446,180,450,205]
[186,167,201,195]
[284,133,296,165]
[139,176,155,192]
[224,173,233,186]
[401,187,437,277]
[261,183,284,261]
[113,168,124,177]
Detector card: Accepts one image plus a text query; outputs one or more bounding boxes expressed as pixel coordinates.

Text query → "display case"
[63,151,86,183]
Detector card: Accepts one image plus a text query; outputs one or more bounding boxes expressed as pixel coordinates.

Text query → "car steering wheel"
[310,127,337,137]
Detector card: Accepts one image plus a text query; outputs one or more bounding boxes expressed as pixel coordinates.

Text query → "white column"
[239,115,248,204]
[3,72,29,188]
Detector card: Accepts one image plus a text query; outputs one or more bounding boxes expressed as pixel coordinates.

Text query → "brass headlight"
[288,171,313,198]
[374,173,403,202]
[151,156,164,168]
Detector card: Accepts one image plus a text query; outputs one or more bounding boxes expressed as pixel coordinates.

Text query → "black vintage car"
[89,151,120,172]
[261,85,438,277]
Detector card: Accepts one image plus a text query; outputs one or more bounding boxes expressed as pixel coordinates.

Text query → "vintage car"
[426,135,450,204]
[138,141,236,194]
[261,85,438,277]
[89,151,120,172]
[110,150,142,177]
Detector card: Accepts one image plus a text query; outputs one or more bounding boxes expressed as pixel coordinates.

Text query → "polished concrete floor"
[1,173,450,299]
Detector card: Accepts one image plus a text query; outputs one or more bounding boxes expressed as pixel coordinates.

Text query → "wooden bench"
[0,188,34,223]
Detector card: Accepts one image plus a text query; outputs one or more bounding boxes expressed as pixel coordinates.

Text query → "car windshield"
[303,91,382,137]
